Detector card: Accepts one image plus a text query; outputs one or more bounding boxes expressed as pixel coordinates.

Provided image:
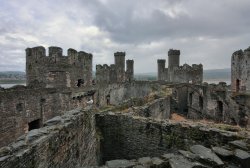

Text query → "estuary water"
[0,79,230,89]
[0,83,26,88]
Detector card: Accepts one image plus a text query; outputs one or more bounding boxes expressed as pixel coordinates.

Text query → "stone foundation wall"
[0,108,99,168]
[96,112,241,163]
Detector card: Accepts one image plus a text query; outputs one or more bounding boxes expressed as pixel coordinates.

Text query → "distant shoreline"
[0,80,26,84]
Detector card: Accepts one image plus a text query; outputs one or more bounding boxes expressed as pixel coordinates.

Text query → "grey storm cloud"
[0,0,250,72]
[89,0,250,43]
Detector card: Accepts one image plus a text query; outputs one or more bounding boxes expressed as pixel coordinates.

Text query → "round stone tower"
[26,46,46,86]
[157,59,166,81]
[126,59,134,82]
[114,52,125,83]
[168,49,180,82]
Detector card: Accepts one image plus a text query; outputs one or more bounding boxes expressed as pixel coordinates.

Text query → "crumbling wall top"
[244,46,250,52]
[232,49,243,56]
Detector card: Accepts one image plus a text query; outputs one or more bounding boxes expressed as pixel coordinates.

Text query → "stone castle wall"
[0,86,96,147]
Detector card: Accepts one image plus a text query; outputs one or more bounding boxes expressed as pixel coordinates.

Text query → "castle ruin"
[157,49,203,84]
[0,46,250,168]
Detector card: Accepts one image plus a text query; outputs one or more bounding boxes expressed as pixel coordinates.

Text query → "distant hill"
[0,71,26,83]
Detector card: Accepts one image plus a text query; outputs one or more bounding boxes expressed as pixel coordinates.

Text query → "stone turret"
[157,59,167,81]
[78,51,93,86]
[168,49,180,82]
[26,46,46,86]
[126,60,134,82]
[114,52,125,83]
[231,47,250,93]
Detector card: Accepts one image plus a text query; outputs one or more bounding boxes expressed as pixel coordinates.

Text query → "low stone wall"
[133,96,171,120]
[96,112,242,163]
[0,108,99,168]
[96,81,160,106]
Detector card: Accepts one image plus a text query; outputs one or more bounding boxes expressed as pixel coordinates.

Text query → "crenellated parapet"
[26,46,93,88]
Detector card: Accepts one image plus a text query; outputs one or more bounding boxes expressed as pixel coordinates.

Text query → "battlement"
[96,64,103,70]
[114,52,126,57]
[126,59,134,63]
[168,49,180,56]
[26,46,46,58]
[26,46,92,59]
[49,46,63,57]
[157,59,166,64]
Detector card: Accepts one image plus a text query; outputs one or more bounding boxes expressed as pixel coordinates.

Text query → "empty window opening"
[28,119,41,131]
[16,103,23,112]
[77,79,84,87]
[236,79,240,92]
[217,101,223,118]
[28,64,32,70]
[199,96,203,109]
[189,93,193,105]
[106,95,110,105]
[40,98,46,103]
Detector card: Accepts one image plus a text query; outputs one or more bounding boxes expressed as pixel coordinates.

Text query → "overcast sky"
[0,0,250,73]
